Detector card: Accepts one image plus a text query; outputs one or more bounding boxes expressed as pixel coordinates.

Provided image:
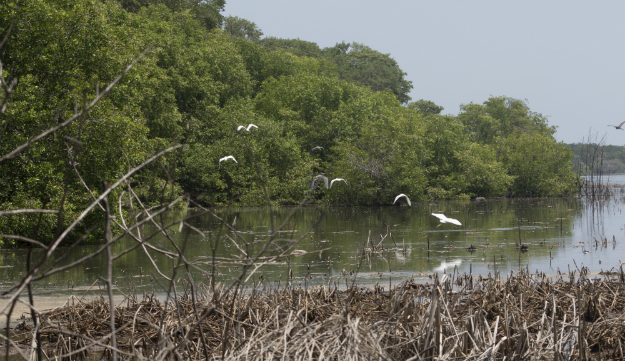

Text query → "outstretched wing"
[394,193,411,206]
[619,120,625,128]
[431,213,446,221]
[311,174,329,190]
[237,125,245,131]
[219,156,237,168]
[330,178,346,188]
[447,218,462,226]
[247,124,258,131]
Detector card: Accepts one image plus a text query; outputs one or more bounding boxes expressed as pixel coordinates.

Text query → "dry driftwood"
[10,266,625,360]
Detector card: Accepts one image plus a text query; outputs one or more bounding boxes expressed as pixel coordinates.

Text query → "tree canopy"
[322,42,413,104]
[224,16,263,41]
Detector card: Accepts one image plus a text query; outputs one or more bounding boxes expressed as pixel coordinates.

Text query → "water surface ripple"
[2,192,625,299]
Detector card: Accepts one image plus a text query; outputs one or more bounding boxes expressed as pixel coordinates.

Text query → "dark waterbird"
[608,121,625,130]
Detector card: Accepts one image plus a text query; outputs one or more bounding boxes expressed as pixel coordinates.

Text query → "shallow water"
[2,187,625,306]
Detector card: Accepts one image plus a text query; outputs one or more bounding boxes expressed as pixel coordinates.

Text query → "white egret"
[432,213,462,226]
[393,194,411,206]
[219,156,237,168]
[330,178,347,188]
[475,197,486,204]
[310,174,329,191]
[608,121,625,130]
[237,124,258,132]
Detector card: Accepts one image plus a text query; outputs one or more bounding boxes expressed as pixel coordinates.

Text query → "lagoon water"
[2,177,625,301]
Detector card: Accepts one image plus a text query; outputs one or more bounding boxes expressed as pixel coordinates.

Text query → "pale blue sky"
[225,1,625,145]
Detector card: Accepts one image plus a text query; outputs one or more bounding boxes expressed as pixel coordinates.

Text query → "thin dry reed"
[12,267,625,360]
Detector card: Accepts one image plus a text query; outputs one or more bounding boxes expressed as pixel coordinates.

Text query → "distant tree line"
[0,0,579,246]
[567,143,625,175]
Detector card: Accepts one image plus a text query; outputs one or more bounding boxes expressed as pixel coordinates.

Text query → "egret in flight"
[237,124,258,132]
[393,194,411,206]
[330,178,347,188]
[311,146,324,152]
[608,121,625,130]
[432,213,462,226]
[219,156,237,168]
[310,174,329,191]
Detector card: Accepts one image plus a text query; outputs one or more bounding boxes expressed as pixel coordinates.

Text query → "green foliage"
[408,99,444,115]
[500,133,578,196]
[254,73,358,153]
[180,99,314,205]
[327,94,427,205]
[0,0,152,245]
[223,16,263,41]
[455,96,578,196]
[0,194,58,247]
[114,0,225,31]
[421,115,470,198]
[456,143,514,197]
[258,37,323,58]
[322,42,413,104]
[419,115,511,199]
[459,96,555,144]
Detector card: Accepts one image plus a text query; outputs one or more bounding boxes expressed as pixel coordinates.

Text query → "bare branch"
[0,209,59,216]
[0,16,15,50]
[102,181,118,361]
[0,235,48,249]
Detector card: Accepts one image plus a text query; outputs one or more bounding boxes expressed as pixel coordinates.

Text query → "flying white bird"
[393,194,411,206]
[311,146,324,152]
[330,178,347,188]
[219,156,237,168]
[432,213,462,226]
[310,174,329,191]
[237,124,258,132]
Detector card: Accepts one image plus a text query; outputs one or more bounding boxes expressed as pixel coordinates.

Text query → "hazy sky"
[225,1,625,145]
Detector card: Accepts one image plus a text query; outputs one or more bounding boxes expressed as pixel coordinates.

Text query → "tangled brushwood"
[11,267,625,360]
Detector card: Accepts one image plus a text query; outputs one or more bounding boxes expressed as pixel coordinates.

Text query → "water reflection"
[1,194,625,297]
[433,259,462,273]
